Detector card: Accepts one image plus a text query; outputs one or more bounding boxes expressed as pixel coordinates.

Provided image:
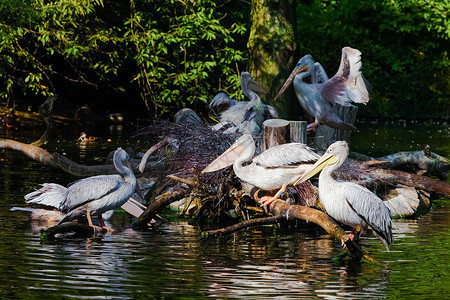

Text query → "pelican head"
[202,134,254,173]
[294,140,349,185]
[275,54,315,100]
[240,72,269,98]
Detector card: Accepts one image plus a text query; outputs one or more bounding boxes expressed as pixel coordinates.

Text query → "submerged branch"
[137,185,189,228]
[202,215,284,238]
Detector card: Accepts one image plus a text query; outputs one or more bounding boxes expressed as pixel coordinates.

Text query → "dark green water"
[0,121,449,299]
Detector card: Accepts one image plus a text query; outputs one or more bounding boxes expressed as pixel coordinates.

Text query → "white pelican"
[275,47,371,131]
[202,134,320,206]
[25,148,142,232]
[294,141,393,250]
[209,72,278,134]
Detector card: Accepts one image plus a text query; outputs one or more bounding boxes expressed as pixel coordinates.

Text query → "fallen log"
[379,146,449,180]
[137,185,189,229]
[0,138,161,177]
[370,168,450,198]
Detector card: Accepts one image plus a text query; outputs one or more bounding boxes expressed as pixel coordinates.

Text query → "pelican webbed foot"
[307,122,319,132]
[258,185,287,208]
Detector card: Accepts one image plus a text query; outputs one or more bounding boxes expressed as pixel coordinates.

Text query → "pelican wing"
[209,92,237,112]
[263,104,279,119]
[25,183,67,208]
[311,62,329,84]
[60,175,122,212]
[320,47,370,106]
[340,183,393,246]
[253,143,320,168]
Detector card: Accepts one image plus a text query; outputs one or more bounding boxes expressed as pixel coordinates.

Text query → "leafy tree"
[0,0,248,117]
[125,0,248,117]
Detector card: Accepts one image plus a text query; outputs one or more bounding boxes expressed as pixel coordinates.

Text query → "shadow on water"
[0,121,449,299]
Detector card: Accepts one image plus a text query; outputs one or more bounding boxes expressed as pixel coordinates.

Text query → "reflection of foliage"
[296,0,449,119]
[0,0,248,116]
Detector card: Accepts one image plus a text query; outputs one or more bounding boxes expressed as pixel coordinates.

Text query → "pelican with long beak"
[202,134,320,206]
[294,141,393,250]
[275,47,371,131]
[209,72,278,134]
[25,148,144,232]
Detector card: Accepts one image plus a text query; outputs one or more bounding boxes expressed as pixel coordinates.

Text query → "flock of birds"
[21,47,393,251]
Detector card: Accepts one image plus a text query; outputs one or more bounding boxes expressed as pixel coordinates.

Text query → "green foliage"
[0,0,247,116]
[124,0,247,115]
[0,0,448,119]
[296,0,449,119]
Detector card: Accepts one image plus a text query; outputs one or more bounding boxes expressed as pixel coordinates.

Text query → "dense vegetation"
[0,0,448,120]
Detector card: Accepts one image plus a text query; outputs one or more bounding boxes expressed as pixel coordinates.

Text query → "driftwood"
[137,185,189,229]
[379,146,449,180]
[371,168,450,197]
[0,138,161,177]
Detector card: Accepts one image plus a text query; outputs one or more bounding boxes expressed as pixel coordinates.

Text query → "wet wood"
[0,138,160,177]
[315,103,358,150]
[262,119,290,151]
[41,223,99,240]
[202,215,284,238]
[371,168,450,198]
[289,120,307,144]
[137,186,189,229]
[379,146,449,180]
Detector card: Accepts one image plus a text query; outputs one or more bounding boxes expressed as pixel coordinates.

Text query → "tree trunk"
[247,0,299,119]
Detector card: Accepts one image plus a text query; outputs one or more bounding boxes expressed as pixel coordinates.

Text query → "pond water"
[0,121,449,299]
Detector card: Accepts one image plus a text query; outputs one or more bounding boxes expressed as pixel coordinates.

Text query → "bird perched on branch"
[25,147,143,233]
[295,141,393,250]
[202,134,320,207]
[275,47,371,131]
[209,72,278,134]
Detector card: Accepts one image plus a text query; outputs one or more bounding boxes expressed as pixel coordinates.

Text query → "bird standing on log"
[275,47,371,131]
[25,148,141,232]
[295,141,393,250]
[209,72,278,134]
[202,134,320,206]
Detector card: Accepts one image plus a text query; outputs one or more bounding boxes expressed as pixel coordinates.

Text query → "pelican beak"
[202,142,246,173]
[248,80,269,95]
[294,152,339,185]
[274,65,309,101]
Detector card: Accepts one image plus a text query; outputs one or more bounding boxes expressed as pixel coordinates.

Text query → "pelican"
[294,141,393,250]
[25,148,141,232]
[209,72,278,134]
[202,134,320,206]
[275,47,371,131]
